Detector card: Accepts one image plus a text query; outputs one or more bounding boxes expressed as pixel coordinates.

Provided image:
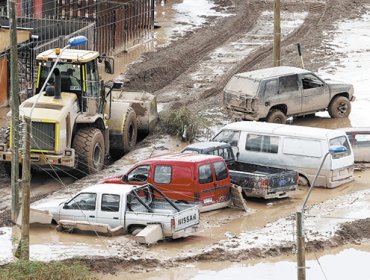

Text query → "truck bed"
[229,162,298,199]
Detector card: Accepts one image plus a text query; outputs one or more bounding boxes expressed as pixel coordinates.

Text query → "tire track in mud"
[185,1,330,107]
[123,1,332,108]
[123,0,268,93]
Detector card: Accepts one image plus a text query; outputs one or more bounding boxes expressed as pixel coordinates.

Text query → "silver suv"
[224,66,355,123]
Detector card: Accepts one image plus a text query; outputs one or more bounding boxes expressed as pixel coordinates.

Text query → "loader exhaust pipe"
[53,68,61,100]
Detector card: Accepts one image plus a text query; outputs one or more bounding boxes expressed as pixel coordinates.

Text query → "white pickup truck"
[33,183,200,243]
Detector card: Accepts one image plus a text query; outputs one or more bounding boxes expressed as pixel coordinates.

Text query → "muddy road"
[1,0,370,277]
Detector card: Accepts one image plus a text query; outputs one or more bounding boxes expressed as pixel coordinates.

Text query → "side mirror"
[105,60,114,74]
[63,202,69,209]
[122,174,128,182]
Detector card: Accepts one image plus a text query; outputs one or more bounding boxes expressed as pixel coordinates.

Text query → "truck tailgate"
[268,170,298,189]
[174,207,200,231]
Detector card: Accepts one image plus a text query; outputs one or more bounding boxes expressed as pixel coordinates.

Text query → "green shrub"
[159,107,209,141]
[0,260,97,280]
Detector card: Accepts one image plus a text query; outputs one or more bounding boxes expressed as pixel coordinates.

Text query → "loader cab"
[35,49,114,115]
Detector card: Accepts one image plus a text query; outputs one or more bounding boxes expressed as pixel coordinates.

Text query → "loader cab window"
[36,61,82,94]
[84,60,99,97]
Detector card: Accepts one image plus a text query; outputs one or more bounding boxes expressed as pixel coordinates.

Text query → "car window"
[154,165,172,184]
[225,76,260,95]
[279,74,299,93]
[301,74,324,89]
[245,134,279,154]
[198,164,213,184]
[213,161,228,181]
[101,194,120,212]
[65,193,96,211]
[330,136,351,158]
[127,165,150,182]
[263,79,278,97]
[212,130,240,146]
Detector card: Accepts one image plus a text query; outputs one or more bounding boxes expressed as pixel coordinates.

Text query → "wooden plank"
[230,184,248,212]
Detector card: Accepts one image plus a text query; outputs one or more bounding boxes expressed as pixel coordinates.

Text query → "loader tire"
[72,127,105,177]
[110,107,138,160]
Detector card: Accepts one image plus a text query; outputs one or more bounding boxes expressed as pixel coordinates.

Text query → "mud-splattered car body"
[224,66,355,123]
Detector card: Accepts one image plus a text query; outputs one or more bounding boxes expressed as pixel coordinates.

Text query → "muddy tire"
[110,107,138,160]
[298,175,309,187]
[328,96,351,118]
[129,225,145,235]
[266,109,287,124]
[72,127,105,177]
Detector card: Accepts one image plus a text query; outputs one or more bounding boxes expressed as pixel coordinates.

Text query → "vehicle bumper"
[200,199,231,213]
[226,107,259,121]
[243,186,298,199]
[172,225,199,239]
[326,175,354,189]
[0,145,75,168]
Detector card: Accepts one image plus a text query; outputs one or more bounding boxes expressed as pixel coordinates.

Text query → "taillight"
[258,179,268,189]
[171,217,175,231]
[296,174,299,184]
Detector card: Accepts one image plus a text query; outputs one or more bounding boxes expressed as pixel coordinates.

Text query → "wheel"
[72,127,105,176]
[129,226,145,235]
[298,175,309,187]
[328,96,351,118]
[266,109,287,124]
[110,107,138,159]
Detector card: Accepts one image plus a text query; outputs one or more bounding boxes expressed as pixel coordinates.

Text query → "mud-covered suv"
[224,66,355,123]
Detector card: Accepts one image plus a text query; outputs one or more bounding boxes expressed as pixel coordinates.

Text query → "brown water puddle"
[147,169,368,257]
[100,243,370,279]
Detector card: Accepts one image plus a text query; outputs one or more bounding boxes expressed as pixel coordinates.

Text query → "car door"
[278,74,302,115]
[97,193,122,229]
[300,73,330,112]
[59,192,97,223]
[197,162,216,206]
[212,160,230,203]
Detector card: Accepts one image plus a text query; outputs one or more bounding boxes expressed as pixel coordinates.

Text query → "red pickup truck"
[99,153,231,212]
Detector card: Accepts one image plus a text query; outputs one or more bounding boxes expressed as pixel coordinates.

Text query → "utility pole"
[9,0,20,223]
[297,211,306,280]
[296,146,347,280]
[273,0,281,66]
[19,116,31,260]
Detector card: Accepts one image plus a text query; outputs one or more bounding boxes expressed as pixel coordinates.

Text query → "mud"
[1,0,370,277]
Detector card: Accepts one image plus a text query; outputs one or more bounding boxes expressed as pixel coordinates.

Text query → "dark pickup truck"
[182,141,298,199]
